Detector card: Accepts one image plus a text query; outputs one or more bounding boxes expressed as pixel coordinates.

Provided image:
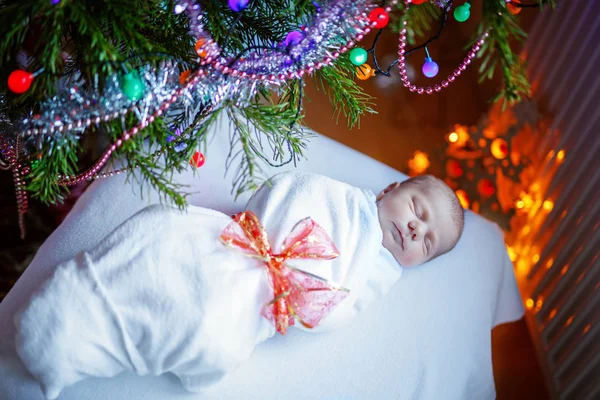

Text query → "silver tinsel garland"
[17,0,376,186]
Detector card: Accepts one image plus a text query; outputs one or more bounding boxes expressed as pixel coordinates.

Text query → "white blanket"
[13,172,401,399]
[245,171,402,331]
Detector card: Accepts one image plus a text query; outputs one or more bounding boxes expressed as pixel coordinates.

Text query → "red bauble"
[477,179,496,197]
[446,159,464,178]
[411,0,429,4]
[507,2,522,15]
[368,8,390,29]
[8,70,34,94]
[190,151,205,168]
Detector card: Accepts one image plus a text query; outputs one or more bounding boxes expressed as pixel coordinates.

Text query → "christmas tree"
[0,0,554,238]
[441,100,542,230]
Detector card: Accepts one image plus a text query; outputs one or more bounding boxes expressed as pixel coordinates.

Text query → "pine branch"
[107,105,222,206]
[477,0,555,107]
[132,158,188,207]
[389,1,443,45]
[202,0,315,55]
[226,106,265,197]
[314,55,377,129]
[25,135,81,205]
[225,86,312,197]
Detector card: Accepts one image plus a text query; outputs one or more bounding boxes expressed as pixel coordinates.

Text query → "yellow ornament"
[491,138,509,159]
[179,70,192,86]
[195,38,208,58]
[356,64,375,80]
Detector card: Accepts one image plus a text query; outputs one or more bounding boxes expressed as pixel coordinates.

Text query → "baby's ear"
[376,182,400,201]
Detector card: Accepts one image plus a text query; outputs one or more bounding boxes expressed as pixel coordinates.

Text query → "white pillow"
[0,119,524,399]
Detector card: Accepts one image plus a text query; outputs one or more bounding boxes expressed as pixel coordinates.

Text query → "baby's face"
[376,180,459,267]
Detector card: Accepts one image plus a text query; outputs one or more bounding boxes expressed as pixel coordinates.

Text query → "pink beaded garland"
[0,136,28,238]
[396,0,490,95]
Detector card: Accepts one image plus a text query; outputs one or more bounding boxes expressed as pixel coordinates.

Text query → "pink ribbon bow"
[219,211,349,335]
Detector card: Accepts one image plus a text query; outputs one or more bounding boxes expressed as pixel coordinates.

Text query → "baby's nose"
[409,221,424,240]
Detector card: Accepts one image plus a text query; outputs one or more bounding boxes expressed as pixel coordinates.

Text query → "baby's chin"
[383,244,420,268]
[394,251,425,268]
[396,259,420,268]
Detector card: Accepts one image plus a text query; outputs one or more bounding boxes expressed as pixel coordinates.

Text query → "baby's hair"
[401,174,465,253]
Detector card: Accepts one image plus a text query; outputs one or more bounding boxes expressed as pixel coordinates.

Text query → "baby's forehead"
[404,180,450,203]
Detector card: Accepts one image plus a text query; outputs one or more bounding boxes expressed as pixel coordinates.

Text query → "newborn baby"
[14,171,463,399]
[377,174,464,267]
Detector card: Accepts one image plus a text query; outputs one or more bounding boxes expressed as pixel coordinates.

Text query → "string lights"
[351,0,541,87]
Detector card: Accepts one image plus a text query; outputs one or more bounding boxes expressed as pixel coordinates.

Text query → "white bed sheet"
[0,118,524,400]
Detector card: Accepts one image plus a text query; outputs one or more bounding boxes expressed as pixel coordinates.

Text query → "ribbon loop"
[220,211,349,335]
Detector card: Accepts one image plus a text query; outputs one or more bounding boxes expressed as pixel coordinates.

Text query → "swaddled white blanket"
[246,172,402,331]
[14,172,402,399]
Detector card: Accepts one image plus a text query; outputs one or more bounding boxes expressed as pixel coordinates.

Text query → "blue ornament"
[422,57,439,78]
[174,142,188,152]
[228,0,250,12]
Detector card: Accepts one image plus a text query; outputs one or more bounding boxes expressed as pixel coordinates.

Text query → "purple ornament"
[422,57,439,78]
[228,0,250,12]
[283,31,304,47]
[166,127,182,143]
[51,0,61,4]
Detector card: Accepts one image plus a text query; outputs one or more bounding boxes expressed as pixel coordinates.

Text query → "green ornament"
[121,71,145,101]
[349,47,368,66]
[454,3,471,23]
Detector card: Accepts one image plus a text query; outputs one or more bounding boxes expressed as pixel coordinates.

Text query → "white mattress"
[0,118,524,400]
